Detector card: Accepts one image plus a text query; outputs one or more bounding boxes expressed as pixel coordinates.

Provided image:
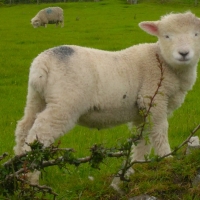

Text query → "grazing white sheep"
[31,7,64,28]
[14,12,200,185]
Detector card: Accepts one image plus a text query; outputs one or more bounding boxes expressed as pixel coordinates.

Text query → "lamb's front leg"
[130,94,153,161]
[150,119,171,156]
[111,95,153,193]
[136,94,171,157]
[110,141,151,195]
[131,138,152,161]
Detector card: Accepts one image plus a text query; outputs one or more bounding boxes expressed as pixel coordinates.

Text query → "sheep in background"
[31,7,64,28]
[15,12,200,186]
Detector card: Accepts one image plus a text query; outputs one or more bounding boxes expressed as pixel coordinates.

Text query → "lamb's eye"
[195,33,198,36]
[165,35,170,39]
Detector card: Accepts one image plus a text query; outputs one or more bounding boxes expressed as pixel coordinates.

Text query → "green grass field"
[0,0,200,199]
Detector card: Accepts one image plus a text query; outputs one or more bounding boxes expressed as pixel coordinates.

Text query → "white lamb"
[14,12,200,185]
[31,7,64,28]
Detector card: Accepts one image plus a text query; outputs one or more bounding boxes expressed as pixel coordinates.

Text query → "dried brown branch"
[17,176,58,198]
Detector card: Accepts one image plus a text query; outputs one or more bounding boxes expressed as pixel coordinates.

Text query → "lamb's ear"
[139,21,159,36]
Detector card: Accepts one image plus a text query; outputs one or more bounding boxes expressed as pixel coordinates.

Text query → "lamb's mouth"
[178,58,190,62]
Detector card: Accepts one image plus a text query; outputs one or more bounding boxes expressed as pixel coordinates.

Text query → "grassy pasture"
[0,0,200,199]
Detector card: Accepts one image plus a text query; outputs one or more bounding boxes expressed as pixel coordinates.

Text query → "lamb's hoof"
[110,167,135,195]
[27,170,40,185]
[129,195,157,200]
[110,176,125,195]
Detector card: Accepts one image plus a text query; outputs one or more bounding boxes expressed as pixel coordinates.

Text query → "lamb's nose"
[179,51,189,58]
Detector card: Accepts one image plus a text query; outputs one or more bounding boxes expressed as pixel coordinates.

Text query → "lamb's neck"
[171,63,197,92]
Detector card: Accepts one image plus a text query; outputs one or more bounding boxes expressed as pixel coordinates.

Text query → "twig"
[160,123,200,159]
[124,123,200,170]
[3,152,27,167]
[17,176,58,197]
[0,152,8,161]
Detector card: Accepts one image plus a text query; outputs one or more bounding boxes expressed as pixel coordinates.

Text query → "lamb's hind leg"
[23,97,85,151]
[14,87,45,155]
[22,96,86,184]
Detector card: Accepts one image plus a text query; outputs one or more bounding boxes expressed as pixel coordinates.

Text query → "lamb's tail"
[29,58,48,96]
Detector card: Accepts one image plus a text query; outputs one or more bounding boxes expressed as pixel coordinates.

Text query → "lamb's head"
[139,12,200,69]
[31,17,41,28]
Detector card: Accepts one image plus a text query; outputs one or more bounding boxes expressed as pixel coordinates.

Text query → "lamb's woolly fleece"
[15,12,200,186]
[31,7,64,28]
